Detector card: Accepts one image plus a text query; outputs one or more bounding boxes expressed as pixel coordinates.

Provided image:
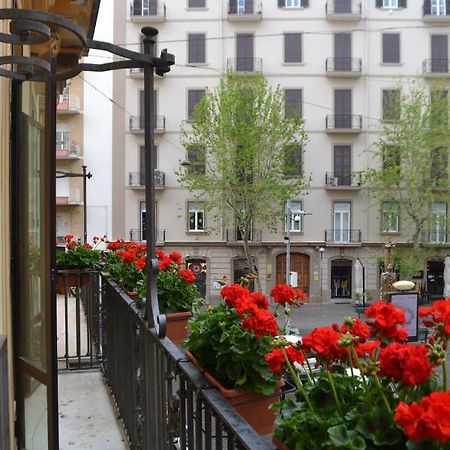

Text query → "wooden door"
[276,253,310,294]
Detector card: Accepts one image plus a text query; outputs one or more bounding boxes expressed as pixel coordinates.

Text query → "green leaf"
[328,425,366,450]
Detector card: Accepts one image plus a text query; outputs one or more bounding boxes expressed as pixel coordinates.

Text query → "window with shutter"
[333,145,351,185]
[188,33,206,64]
[187,89,205,120]
[284,33,302,63]
[382,33,400,64]
[334,89,352,128]
[284,89,302,119]
[431,35,448,73]
[236,33,254,71]
[334,33,352,71]
[284,145,303,177]
[382,89,400,121]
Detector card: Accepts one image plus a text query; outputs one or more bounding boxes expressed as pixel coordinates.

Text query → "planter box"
[166,311,191,344]
[186,351,282,435]
[56,270,91,295]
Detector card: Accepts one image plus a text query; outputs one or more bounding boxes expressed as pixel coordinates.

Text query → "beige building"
[112,0,450,303]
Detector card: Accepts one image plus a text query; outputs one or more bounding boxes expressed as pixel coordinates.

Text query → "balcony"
[129,228,166,244]
[423,2,450,21]
[227,57,263,73]
[325,0,361,20]
[56,95,81,114]
[227,0,262,20]
[56,196,82,206]
[325,57,362,77]
[325,171,362,189]
[128,170,166,189]
[325,114,362,133]
[56,140,81,159]
[130,1,166,22]
[422,59,450,77]
[324,229,362,244]
[129,115,166,134]
[226,228,262,244]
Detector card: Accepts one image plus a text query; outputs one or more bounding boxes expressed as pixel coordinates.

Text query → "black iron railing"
[324,229,362,243]
[226,228,262,243]
[130,1,166,19]
[101,277,273,450]
[325,0,362,15]
[325,114,362,131]
[228,0,262,15]
[129,169,166,188]
[129,114,166,132]
[325,57,362,73]
[227,57,263,73]
[0,335,9,450]
[422,58,450,74]
[423,1,450,16]
[325,171,362,187]
[56,270,101,370]
[129,228,166,243]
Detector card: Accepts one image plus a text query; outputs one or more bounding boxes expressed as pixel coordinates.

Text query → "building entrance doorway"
[427,259,444,300]
[186,258,207,299]
[276,253,310,295]
[331,259,352,298]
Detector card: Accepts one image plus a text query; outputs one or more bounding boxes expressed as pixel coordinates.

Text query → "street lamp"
[56,165,92,244]
[319,247,325,307]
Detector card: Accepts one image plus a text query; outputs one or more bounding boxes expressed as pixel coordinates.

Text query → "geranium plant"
[56,235,101,270]
[183,283,306,395]
[270,300,450,450]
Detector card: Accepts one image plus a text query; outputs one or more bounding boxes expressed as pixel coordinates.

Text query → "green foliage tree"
[177,73,309,289]
[363,83,450,276]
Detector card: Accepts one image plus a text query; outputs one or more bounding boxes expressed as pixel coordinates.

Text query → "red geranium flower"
[353,340,380,358]
[395,391,450,444]
[64,234,74,242]
[302,326,348,363]
[241,308,278,338]
[169,251,182,265]
[107,240,120,251]
[158,255,172,271]
[179,268,196,284]
[270,284,299,305]
[379,342,433,385]
[341,318,370,342]
[249,291,269,309]
[265,345,306,374]
[220,284,250,308]
[419,299,450,339]
[364,301,407,342]
[135,256,146,271]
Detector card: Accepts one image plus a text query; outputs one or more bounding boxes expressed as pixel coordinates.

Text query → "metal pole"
[320,251,323,307]
[285,202,291,285]
[82,165,87,244]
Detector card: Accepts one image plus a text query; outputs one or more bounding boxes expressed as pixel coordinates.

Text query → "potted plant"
[183,283,306,435]
[270,299,450,449]
[56,235,102,294]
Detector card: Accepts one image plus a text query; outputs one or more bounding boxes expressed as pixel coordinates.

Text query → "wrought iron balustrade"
[325,0,362,17]
[129,169,166,188]
[129,114,166,133]
[226,57,262,73]
[129,228,166,243]
[422,58,450,75]
[130,1,166,20]
[325,114,362,132]
[226,228,262,243]
[324,228,362,243]
[325,57,362,73]
[325,171,362,187]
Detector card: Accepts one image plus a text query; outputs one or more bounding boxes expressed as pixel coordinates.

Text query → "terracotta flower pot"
[272,435,291,450]
[185,351,283,435]
[56,270,90,295]
[166,311,191,344]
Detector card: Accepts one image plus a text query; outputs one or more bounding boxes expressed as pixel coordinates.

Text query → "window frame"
[283,32,303,64]
[430,202,448,243]
[285,200,303,233]
[382,33,400,64]
[187,88,205,121]
[284,88,303,119]
[382,88,401,122]
[187,0,206,8]
[187,32,206,64]
[187,201,206,232]
[381,201,400,233]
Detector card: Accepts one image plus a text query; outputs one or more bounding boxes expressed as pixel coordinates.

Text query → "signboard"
[386,292,419,341]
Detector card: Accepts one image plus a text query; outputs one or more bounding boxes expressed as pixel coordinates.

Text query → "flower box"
[56,270,91,295]
[166,311,191,344]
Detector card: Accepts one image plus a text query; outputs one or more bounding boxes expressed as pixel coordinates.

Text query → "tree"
[363,83,450,276]
[177,73,308,289]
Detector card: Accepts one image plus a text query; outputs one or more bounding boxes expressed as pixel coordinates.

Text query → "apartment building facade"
[112,0,450,303]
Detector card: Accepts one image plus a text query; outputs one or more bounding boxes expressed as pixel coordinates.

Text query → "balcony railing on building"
[325,0,362,19]
[56,94,81,114]
[130,1,166,21]
[325,114,362,133]
[227,57,263,73]
[423,58,450,77]
[423,1,450,21]
[56,195,82,206]
[226,228,262,243]
[227,0,262,20]
[129,228,165,244]
[56,140,81,159]
[129,114,166,134]
[128,170,165,189]
[325,171,362,188]
[325,228,362,244]
[325,57,362,76]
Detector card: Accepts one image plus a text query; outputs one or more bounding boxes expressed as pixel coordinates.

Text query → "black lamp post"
[56,166,92,244]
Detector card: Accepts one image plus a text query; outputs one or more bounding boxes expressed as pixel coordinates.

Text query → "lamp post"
[319,247,325,307]
[56,166,92,243]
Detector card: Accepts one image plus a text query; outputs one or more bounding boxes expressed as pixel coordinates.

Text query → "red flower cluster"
[270,284,307,305]
[265,345,306,374]
[379,342,433,385]
[220,284,279,338]
[364,301,408,342]
[178,268,196,284]
[419,299,450,340]
[341,318,370,342]
[395,391,450,444]
[302,326,349,363]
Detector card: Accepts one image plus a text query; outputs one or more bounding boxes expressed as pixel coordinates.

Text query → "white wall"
[83,1,113,240]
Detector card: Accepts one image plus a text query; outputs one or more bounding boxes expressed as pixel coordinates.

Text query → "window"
[138,201,158,243]
[334,33,352,71]
[334,89,352,128]
[188,33,206,64]
[382,33,400,64]
[229,0,253,14]
[430,89,449,128]
[278,0,309,7]
[431,0,447,16]
[188,0,206,7]
[286,201,303,232]
[236,33,254,71]
[381,202,399,233]
[430,203,447,243]
[383,0,398,7]
[284,145,302,177]
[382,89,400,121]
[187,89,205,120]
[187,145,205,174]
[188,202,205,232]
[376,0,406,8]
[284,33,302,63]
[56,123,69,150]
[284,89,302,119]
[382,145,400,173]
[333,202,351,242]
[431,147,448,183]
[431,35,448,73]
[334,145,351,186]
[132,0,158,15]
